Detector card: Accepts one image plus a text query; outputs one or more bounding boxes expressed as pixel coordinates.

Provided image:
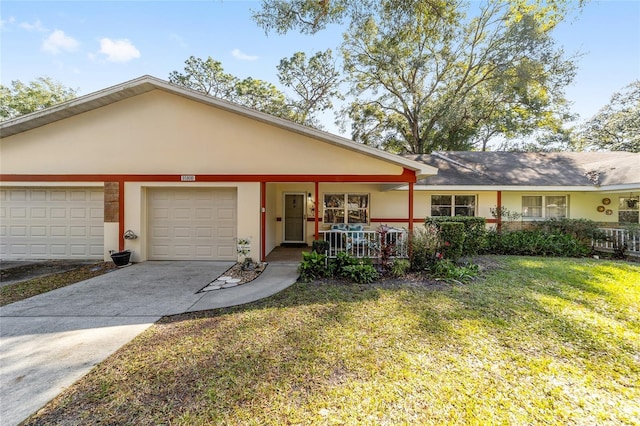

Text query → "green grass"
[26,257,640,425]
[0,263,115,306]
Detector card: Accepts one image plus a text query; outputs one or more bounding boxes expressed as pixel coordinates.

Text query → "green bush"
[341,262,379,284]
[311,239,329,254]
[438,222,465,261]
[390,259,410,278]
[298,251,328,282]
[485,229,588,257]
[431,259,479,282]
[533,218,604,248]
[409,226,439,271]
[330,251,360,277]
[425,216,487,255]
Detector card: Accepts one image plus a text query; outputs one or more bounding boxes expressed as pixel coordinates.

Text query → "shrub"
[330,251,359,277]
[390,259,410,278]
[311,239,329,254]
[430,259,479,282]
[409,226,439,271]
[438,222,465,261]
[485,229,588,257]
[533,218,604,248]
[298,251,328,282]
[425,216,487,255]
[341,262,379,284]
[376,225,398,272]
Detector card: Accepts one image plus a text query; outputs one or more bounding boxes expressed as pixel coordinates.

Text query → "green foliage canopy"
[253,0,584,153]
[577,80,640,152]
[0,77,77,121]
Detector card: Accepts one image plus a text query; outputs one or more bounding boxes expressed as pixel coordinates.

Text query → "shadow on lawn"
[26,257,639,425]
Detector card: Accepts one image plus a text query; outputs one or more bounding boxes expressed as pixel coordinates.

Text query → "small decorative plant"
[237,238,251,261]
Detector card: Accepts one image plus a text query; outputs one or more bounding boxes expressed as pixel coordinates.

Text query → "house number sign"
[181,175,196,182]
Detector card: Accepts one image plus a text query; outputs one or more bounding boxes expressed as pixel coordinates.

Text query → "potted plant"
[110,249,132,266]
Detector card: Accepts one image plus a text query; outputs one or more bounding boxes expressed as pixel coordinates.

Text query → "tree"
[234,77,290,118]
[253,0,584,153]
[168,56,238,99]
[342,1,577,153]
[577,80,640,152]
[0,77,77,121]
[276,49,343,126]
[253,0,586,35]
[169,55,291,119]
[169,54,340,128]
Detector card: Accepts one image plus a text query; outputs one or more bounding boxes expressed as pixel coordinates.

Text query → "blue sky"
[1,0,639,136]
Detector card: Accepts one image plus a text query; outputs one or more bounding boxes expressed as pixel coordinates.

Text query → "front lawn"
[26,257,640,425]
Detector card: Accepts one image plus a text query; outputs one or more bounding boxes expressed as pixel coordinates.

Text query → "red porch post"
[314,181,319,240]
[496,190,502,233]
[408,181,414,232]
[118,179,125,252]
[260,181,266,262]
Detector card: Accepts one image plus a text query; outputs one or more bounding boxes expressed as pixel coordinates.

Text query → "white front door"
[283,193,306,243]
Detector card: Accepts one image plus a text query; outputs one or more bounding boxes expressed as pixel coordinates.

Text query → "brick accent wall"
[104,182,120,223]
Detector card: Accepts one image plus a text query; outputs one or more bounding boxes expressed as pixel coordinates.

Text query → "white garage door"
[147,188,237,260]
[0,187,104,260]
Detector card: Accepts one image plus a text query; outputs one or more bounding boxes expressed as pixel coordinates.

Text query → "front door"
[283,193,305,243]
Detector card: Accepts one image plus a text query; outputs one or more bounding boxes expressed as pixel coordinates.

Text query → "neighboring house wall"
[501,191,622,223]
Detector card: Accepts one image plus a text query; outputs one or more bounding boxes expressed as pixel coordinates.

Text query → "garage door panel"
[174,227,191,238]
[148,188,237,260]
[0,188,104,260]
[31,226,47,237]
[31,245,47,256]
[10,207,27,219]
[50,191,66,201]
[31,208,47,218]
[51,208,66,218]
[70,191,87,201]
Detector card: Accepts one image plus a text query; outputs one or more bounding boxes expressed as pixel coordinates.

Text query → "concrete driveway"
[0,261,298,426]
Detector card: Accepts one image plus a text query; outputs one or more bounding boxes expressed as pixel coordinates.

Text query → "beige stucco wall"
[0,90,404,177]
[501,191,621,223]
[266,184,500,246]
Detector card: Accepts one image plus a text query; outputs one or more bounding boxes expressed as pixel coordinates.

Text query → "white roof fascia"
[392,185,602,192]
[597,183,640,192]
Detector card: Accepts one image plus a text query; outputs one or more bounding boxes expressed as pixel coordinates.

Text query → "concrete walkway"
[0,261,299,426]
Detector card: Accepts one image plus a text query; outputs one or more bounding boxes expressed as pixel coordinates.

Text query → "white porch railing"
[319,229,409,259]
[593,228,640,257]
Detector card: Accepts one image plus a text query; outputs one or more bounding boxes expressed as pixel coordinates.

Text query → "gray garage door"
[0,187,104,260]
[147,188,237,260]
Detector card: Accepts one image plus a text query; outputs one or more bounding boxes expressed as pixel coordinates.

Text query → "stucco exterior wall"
[0,90,404,177]
[501,191,621,223]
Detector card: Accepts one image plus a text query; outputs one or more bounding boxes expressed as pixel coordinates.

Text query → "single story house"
[1,76,638,262]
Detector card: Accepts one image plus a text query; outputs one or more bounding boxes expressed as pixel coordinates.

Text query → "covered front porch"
[260,174,420,262]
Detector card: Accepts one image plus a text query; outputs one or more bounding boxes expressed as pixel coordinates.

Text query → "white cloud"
[231,48,258,61]
[98,38,140,62]
[20,19,46,32]
[0,16,16,29]
[42,30,79,54]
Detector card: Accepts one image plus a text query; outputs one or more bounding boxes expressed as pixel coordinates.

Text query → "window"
[522,195,567,219]
[323,193,369,224]
[619,196,639,224]
[431,195,476,217]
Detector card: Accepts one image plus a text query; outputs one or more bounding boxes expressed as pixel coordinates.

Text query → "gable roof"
[405,151,640,191]
[0,75,437,178]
